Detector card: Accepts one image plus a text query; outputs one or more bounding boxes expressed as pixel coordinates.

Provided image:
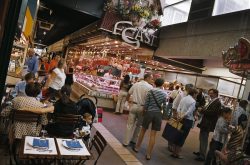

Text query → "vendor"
[104,69,113,79]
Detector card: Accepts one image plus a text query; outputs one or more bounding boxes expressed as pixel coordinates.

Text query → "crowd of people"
[114,73,250,164]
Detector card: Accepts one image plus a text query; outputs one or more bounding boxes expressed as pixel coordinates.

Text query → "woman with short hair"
[11,82,54,139]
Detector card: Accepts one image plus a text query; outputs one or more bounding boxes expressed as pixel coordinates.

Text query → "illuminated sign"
[113,21,158,48]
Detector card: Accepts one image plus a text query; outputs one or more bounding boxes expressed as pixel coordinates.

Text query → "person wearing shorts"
[133,78,167,160]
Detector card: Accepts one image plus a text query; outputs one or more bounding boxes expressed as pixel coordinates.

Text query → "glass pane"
[217,79,235,96]
[164,72,177,82]
[196,76,219,90]
[160,0,192,26]
[176,73,196,85]
[213,0,250,16]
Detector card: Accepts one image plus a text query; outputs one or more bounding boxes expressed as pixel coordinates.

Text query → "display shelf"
[75,73,120,96]
[8,38,28,77]
[13,43,26,49]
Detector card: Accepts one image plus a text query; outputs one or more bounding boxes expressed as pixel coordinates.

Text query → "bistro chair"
[90,131,107,165]
[9,109,42,165]
[46,113,82,138]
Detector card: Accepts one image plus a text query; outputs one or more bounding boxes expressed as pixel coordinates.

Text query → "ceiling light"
[129,49,132,50]
[43,31,46,35]
[91,45,94,47]
[106,42,110,45]
[115,45,118,47]
[114,41,118,44]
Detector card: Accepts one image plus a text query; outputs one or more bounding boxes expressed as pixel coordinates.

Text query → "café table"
[17,136,92,165]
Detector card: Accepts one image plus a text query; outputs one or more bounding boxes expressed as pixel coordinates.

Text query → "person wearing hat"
[194,89,222,161]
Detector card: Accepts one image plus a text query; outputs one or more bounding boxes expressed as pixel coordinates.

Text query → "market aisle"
[102,110,206,165]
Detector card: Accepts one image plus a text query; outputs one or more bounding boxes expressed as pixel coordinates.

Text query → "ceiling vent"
[39,21,54,31]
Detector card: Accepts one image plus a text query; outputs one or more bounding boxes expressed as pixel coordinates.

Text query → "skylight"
[213,0,250,16]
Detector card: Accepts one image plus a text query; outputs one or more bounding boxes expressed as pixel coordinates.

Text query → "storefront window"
[212,0,250,16]
[160,0,192,26]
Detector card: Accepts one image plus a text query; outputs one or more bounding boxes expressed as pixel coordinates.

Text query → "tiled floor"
[101,110,210,165]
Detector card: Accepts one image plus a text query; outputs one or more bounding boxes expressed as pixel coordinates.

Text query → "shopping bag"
[162,123,182,142]
[168,118,183,130]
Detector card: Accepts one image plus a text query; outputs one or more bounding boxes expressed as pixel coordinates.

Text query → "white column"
[242,79,250,100]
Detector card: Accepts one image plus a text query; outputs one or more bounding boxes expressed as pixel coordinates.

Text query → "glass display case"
[75,73,121,99]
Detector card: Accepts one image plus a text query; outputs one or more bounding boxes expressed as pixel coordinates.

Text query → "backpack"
[76,94,97,121]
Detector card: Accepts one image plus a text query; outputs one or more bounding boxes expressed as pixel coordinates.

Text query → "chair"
[90,131,107,165]
[9,109,42,165]
[46,113,82,138]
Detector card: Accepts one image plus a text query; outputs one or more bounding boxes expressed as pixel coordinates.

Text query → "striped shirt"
[227,126,244,162]
[144,88,167,113]
[227,126,244,150]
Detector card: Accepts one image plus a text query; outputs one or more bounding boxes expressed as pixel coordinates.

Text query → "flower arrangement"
[130,4,151,19]
[147,19,161,29]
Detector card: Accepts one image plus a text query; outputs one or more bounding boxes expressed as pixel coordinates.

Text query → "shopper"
[11,82,54,139]
[231,99,248,126]
[123,73,153,146]
[25,48,39,75]
[65,67,76,86]
[115,75,131,114]
[204,107,232,165]
[133,78,167,160]
[196,88,206,108]
[194,89,222,162]
[45,59,66,101]
[171,88,198,159]
[216,114,247,164]
[165,85,180,119]
[42,56,50,73]
[49,54,61,72]
[168,83,194,152]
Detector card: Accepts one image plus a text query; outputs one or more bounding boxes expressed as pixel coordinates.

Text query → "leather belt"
[132,102,144,106]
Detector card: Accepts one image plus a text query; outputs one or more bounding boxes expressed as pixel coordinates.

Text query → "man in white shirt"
[103,69,113,79]
[123,73,153,146]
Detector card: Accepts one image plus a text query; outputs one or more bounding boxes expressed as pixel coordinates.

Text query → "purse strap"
[150,90,162,109]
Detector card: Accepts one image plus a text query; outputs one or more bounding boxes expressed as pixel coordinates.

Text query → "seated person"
[11,72,43,100]
[77,113,93,142]
[11,82,54,140]
[46,85,79,137]
[216,114,248,164]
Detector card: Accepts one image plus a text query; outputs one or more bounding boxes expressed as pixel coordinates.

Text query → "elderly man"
[123,73,153,146]
[26,48,39,74]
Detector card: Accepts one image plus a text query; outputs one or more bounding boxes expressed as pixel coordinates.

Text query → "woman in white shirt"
[45,59,66,101]
[171,88,198,159]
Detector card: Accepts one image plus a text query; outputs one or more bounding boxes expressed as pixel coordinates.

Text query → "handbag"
[168,118,183,130]
[162,123,182,142]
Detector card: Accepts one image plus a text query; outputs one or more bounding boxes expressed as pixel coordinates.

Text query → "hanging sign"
[113,21,158,48]
[222,37,250,71]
